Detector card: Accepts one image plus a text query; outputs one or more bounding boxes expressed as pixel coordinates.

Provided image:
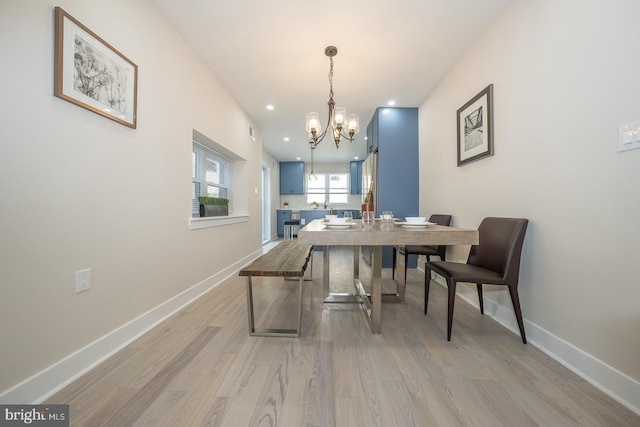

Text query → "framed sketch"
[457,84,493,166]
[54,7,138,128]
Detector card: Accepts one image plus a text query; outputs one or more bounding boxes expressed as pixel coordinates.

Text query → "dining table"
[297,218,479,333]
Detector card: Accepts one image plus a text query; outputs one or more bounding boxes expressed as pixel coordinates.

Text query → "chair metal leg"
[508,286,527,344]
[476,283,484,314]
[392,246,397,279]
[424,263,431,314]
[447,280,457,341]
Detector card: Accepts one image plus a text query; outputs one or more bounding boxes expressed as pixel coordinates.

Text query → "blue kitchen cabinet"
[366,112,379,154]
[279,162,305,195]
[336,209,361,219]
[276,209,292,237]
[367,107,419,268]
[300,210,329,226]
[300,210,330,250]
[350,160,363,194]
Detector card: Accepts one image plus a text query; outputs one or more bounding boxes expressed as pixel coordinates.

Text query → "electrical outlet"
[618,120,640,152]
[75,268,91,293]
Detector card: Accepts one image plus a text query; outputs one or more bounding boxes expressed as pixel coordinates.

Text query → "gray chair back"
[468,217,529,285]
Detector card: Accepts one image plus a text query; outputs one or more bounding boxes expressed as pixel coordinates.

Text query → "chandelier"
[306,46,360,149]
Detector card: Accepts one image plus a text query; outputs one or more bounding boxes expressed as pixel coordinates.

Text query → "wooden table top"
[297,219,479,246]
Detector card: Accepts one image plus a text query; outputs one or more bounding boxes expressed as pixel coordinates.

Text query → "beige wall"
[420,0,640,398]
[0,0,263,394]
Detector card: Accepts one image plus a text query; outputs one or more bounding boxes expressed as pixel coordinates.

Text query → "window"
[192,142,231,217]
[306,173,349,205]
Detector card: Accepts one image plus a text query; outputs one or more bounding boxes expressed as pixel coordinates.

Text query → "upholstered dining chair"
[424,217,529,343]
[392,214,453,281]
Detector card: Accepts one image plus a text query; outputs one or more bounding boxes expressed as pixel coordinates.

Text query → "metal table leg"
[321,245,407,334]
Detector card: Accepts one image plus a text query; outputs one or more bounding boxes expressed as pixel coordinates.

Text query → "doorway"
[262,165,270,243]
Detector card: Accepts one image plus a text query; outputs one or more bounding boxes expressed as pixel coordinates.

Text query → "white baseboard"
[428,273,640,416]
[0,247,265,405]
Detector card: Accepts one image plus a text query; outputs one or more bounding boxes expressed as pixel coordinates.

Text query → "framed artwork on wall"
[54,7,138,128]
[457,84,493,166]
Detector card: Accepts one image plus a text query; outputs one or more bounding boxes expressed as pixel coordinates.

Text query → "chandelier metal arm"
[309,99,334,148]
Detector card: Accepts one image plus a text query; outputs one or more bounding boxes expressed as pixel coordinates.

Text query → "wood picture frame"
[457,84,493,166]
[54,7,138,128]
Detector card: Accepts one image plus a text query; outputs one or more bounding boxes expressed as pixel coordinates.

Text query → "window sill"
[189,213,250,230]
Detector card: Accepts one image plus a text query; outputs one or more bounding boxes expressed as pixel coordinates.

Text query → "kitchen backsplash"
[279,194,363,211]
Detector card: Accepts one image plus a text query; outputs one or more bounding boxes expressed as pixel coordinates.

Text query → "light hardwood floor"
[48,246,639,426]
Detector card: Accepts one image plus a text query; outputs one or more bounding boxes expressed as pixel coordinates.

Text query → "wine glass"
[343,211,353,223]
[361,205,375,228]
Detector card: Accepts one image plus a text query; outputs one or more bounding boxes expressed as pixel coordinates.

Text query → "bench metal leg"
[307,251,313,280]
[245,275,303,338]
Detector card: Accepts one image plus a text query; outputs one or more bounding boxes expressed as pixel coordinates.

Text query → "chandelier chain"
[328,56,334,100]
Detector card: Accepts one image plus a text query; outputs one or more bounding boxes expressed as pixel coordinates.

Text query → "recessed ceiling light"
[296,157,301,160]
[266,105,274,110]
[354,156,359,160]
[284,137,290,141]
[388,100,396,106]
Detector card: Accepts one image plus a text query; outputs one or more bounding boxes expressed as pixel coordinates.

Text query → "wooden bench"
[238,241,314,337]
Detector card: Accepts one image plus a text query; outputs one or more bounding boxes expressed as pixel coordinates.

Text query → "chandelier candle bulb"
[306,112,321,136]
[333,107,346,126]
[348,114,359,133]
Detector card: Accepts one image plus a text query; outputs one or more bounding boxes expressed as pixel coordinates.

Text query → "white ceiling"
[150,0,513,163]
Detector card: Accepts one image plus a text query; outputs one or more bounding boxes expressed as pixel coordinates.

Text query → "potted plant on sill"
[198,196,229,217]
[310,201,319,209]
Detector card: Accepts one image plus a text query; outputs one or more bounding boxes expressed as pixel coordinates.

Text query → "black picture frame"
[457,84,493,166]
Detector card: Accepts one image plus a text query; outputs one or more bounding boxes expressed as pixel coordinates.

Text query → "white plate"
[396,221,435,228]
[324,222,357,229]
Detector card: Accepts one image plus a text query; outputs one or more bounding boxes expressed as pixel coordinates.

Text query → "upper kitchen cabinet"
[369,107,419,218]
[367,107,419,268]
[366,112,379,154]
[279,161,305,194]
[350,160,363,194]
